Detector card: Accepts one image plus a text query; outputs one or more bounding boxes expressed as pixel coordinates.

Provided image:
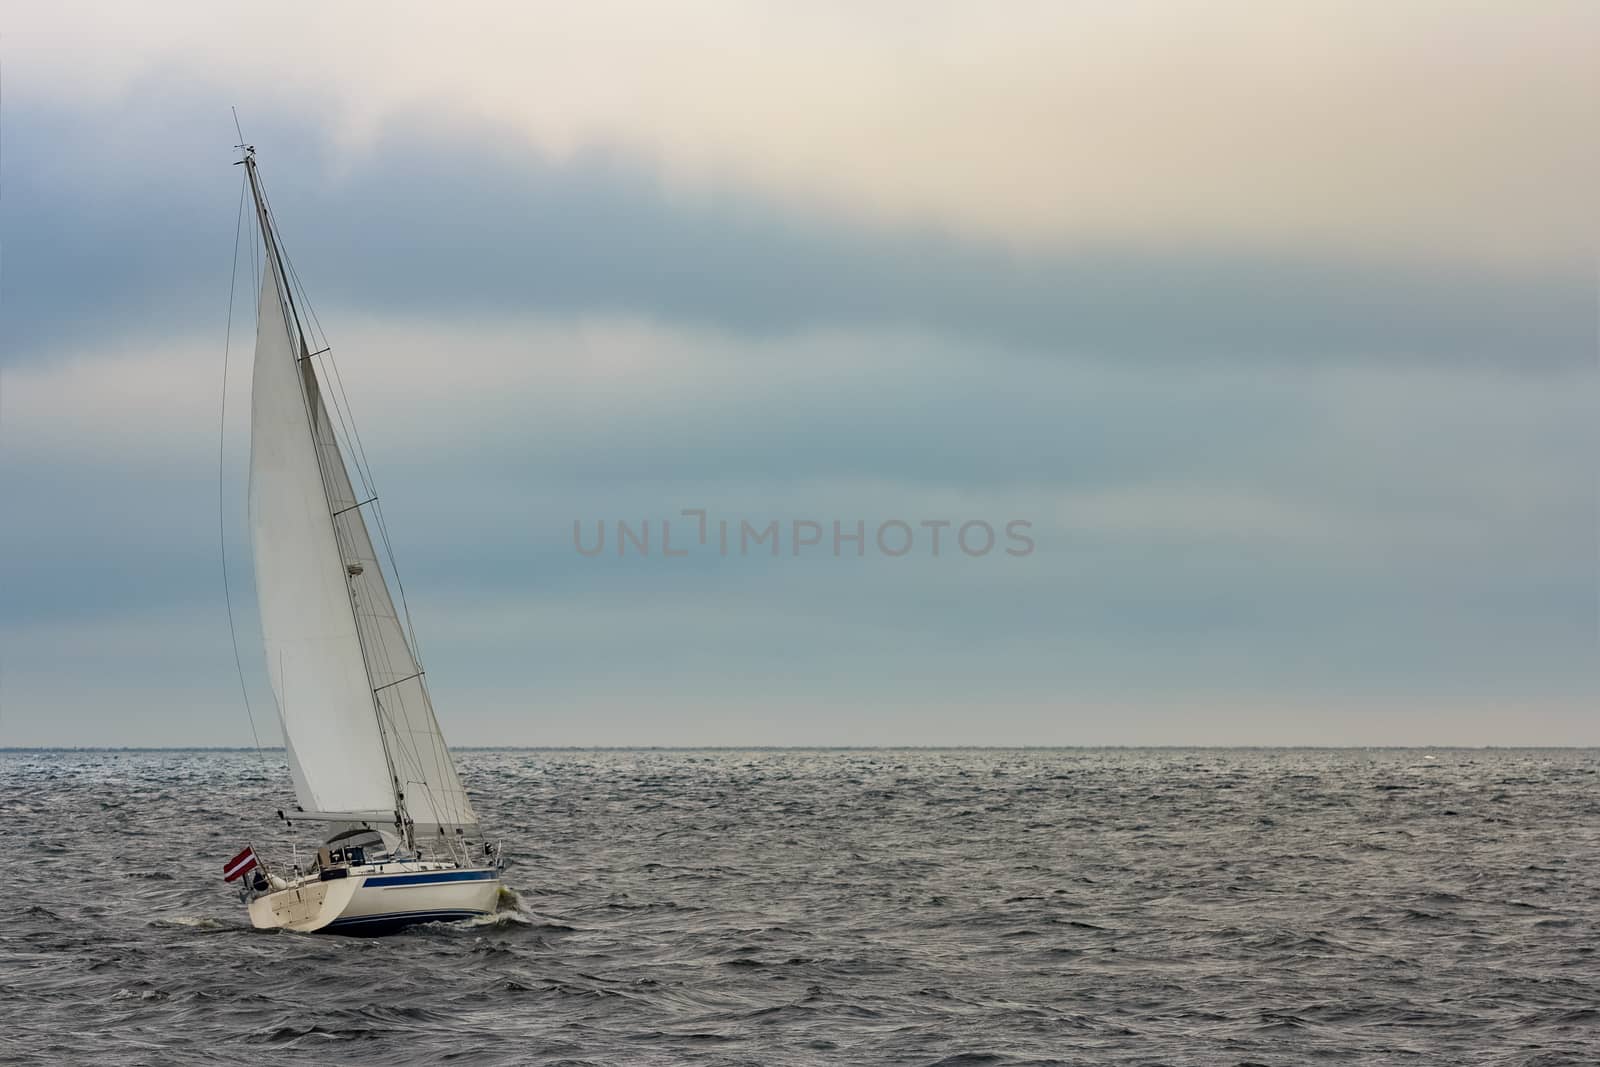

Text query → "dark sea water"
[1,748,1596,1065]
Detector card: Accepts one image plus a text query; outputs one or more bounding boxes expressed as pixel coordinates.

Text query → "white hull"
[248,862,500,935]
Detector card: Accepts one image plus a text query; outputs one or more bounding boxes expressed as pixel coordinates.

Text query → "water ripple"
[0,748,1596,1065]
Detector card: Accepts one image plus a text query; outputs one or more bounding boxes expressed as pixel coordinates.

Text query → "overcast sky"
[1,2,1596,746]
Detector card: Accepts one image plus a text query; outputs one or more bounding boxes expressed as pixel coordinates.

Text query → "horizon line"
[3,744,1597,753]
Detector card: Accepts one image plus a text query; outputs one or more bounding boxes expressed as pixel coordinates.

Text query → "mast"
[242,151,306,364]
[240,147,410,837]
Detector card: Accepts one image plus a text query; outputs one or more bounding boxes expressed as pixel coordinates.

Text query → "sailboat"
[226,146,502,934]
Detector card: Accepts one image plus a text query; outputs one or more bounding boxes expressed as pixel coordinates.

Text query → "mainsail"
[245,154,477,848]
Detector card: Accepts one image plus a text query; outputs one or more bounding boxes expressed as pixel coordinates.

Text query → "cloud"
[2,10,1594,744]
[3,103,1591,372]
[8,2,1597,263]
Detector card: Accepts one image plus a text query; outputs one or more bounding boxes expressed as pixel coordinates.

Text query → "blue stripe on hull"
[362,869,498,888]
[324,908,486,936]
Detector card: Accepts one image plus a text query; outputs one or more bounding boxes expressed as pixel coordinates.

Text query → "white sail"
[248,230,478,846]
[249,261,394,818]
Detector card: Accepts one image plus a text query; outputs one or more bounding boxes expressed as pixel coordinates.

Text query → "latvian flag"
[223,845,259,882]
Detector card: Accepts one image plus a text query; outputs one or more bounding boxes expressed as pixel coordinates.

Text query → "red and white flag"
[223,845,259,882]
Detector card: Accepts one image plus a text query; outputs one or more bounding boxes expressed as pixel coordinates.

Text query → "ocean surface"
[1,748,1596,1065]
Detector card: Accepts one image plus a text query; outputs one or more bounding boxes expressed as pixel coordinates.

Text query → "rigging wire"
[219,169,270,775]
